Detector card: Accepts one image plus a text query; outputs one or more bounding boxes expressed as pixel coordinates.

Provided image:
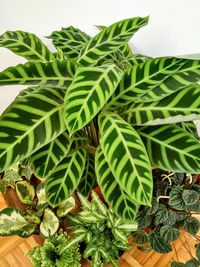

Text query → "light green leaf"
[56,196,75,218]
[64,64,122,135]
[36,183,49,210]
[3,169,21,187]
[40,208,59,238]
[16,181,35,206]
[99,112,152,205]
[0,179,8,193]
[91,191,107,217]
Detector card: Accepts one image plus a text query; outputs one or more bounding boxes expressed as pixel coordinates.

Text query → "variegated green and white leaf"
[107,57,185,109]
[118,222,138,232]
[95,146,139,221]
[40,208,59,238]
[48,26,90,58]
[98,112,152,205]
[138,124,200,173]
[138,58,200,102]
[77,154,96,197]
[122,84,200,125]
[0,87,66,172]
[36,183,49,210]
[112,228,128,244]
[56,196,75,218]
[30,131,72,179]
[60,233,86,253]
[3,168,21,187]
[45,148,86,206]
[77,191,92,210]
[91,191,107,217]
[0,30,54,62]
[0,207,36,237]
[78,16,148,66]
[64,64,122,134]
[16,181,35,206]
[0,59,76,88]
[78,210,105,222]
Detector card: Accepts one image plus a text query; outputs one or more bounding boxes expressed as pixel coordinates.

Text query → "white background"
[0,0,200,114]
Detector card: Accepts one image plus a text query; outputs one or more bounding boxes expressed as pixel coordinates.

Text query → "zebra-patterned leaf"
[107,57,185,109]
[48,26,90,58]
[64,64,122,135]
[45,148,86,207]
[0,30,54,62]
[121,84,200,125]
[0,87,66,172]
[177,121,200,140]
[138,124,200,173]
[98,112,152,205]
[16,86,39,99]
[78,16,149,66]
[95,146,139,221]
[77,154,96,197]
[30,131,72,179]
[0,59,76,88]
[138,59,200,102]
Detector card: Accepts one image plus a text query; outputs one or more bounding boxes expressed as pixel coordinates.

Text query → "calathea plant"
[1,16,200,221]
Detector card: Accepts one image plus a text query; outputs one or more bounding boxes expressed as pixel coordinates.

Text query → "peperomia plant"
[62,191,137,267]
[1,16,200,221]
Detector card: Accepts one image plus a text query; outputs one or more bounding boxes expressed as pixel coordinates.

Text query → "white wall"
[0,0,200,114]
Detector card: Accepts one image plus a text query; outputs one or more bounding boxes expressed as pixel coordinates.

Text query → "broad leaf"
[171,262,185,267]
[0,87,66,172]
[56,196,75,218]
[132,229,148,244]
[122,84,200,125]
[45,148,86,206]
[163,210,177,226]
[185,258,200,267]
[160,225,180,243]
[78,16,149,66]
[64,64,122,134]
[148,232,172,254]
[138,124,200,173]
[99,112,152,205]
[40,208,59,238]
[16,181,35,205]
[154,206,169,225]
[36,183,49,210]
[183,216,200,236]
[136,210,152,228]
[182,189,199,205]
[3,168,21,187]
[177,121,200,141]
[146,197,159,215]
[0,30,54,62]
[95,146,138,221]
[169,186,186,210]
[0,59,76,88]
[0,207,36,237]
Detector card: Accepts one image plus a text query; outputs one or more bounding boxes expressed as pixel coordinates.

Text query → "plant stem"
[90,120,99,147]
[86,144,96,156]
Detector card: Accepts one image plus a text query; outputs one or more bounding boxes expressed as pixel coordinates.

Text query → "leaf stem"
[90,120,99,147]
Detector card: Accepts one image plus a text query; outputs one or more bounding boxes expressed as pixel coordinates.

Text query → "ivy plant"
[1,16,200,221]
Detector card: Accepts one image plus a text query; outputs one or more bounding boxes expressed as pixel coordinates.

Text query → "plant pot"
[4,186,27,212]
[32,234,44,246]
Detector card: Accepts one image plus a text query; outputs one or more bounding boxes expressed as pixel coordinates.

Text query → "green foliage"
[148,231,172,254]
[183,217,200,236]
[26,230,81,267]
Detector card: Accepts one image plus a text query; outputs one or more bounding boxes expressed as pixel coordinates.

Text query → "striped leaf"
[138,58,200,102]
[0,30,54,62]
[45,148,86,207]
[30,131,72,179]
[16,86,39,99]
[98,112,152,205]
[64,64,122,134]
[0,59,76,88]
[48,26,90,58]
[77,154,96,197]
[0,87,66,172]
[107,57,185,109]
[95,146,139,221]
[121,84,200,125]
[77,16,149,66]
[177,121,200,140]
[137,124,200,173]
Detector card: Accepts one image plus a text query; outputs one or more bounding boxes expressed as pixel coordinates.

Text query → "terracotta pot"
[4,187,27,212]
[32,234,44,246]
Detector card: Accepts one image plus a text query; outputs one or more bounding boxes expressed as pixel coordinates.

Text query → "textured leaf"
[77,154,96,197]
[30,131,72,179]
[0,87,66,172]
[160,225,180,243]
[169,186,186,210]
[56,196,75,218]
[0,30,54,61]
[3,169,21,187]
[16,181,35,205]
[45,148,86,206]
[36,183,49,210]
[95,146,138,220]
[182,189,199,205]
[122,84,200,125]
[0,59,76,88]
[136,210,152,228]
[185,258,200,267]
[183,216,200,235]
[138,124,200,173]
[0,207,36,237]
[132,230,148,244]
[196,243,200,259]
[48,26,90,58]
[64,64,122,134]
[148,232,172,254]
[146,197,159,215]
[99,112,152,205]
[0,179,8,193]
[78,16,149,66]
[171,262,185,267]
[154,207,169,225]
[40,208,59,238]
[163,210,177,226]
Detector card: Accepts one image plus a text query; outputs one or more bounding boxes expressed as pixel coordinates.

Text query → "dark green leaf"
[169,186,186,210]
[160,225,180,243]
[185,258,200,267]
[146,197,159,215]
[132,230,148,244]
[154,206,169,225]
[196,243,200,260]
[136,210,152,228]
[163,210,177,226]
[182,189,199,205]
[171,262,185,267]
[183,217,200,235]
[148,231,172,254]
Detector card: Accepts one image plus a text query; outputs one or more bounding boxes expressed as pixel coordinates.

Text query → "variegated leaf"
[91,191,107,217]
[98,112,152,205]
[56,196,75,218]
[95,146,139,221]
[64,64,122,134]
[138,124,200,173]
[36,183,49,210]
[121,84,200,125]
[16,181,35,206]
[45,148,86,206]
[40,208,59,238]
[78,16,149,66]
[0,87,66,172]
[0,30,54,62]
[0,207,36,237]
